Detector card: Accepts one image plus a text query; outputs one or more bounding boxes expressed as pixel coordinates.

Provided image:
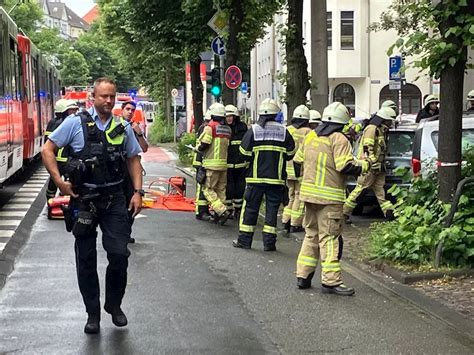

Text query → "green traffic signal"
[211,85,221,97]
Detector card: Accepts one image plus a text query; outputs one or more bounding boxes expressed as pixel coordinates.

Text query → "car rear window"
[431,129,474,152]
[387,131,415,157]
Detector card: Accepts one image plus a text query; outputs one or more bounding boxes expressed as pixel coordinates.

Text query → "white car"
[412,114,474,175]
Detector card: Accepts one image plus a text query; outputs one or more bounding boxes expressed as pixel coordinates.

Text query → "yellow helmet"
[424,94,439,106]
[321,102,350,124]
[210,103,226,118]
[376,107,397,121]
[292,104,310,119]
[467,90,474,101]
[225,104,239,116]
[309,110,321,123]
[258,98,280,115]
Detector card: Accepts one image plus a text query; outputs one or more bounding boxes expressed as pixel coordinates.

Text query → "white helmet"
[321,102,351,124]
[424,94,439,106]
[292,104,310,119]
[210,103,226,118]
[309,110,321,124]
[467,90,474,101]
[204,109,212,122]
[376,107,397,121]
[381,100,397,110]
[258,98,280,115]
[54,99,78,113]
[225,104,239,116]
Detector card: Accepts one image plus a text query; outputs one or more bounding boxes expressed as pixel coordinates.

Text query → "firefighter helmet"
[381,100,397,110]
[292,104,310,119]
[210,103,226,118]
[309,110,321,123]
[321,102,351,124]
[54,99,78,113]
[467,90,474,101]
[376,107,397,121]
[424,94,439,106]
[258,98,280,115]
[225,104,239,116]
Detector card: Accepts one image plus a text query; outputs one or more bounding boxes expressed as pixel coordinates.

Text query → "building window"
[327,12,332,50]
[340,11,354,50]
[333,83,355,116]
[379,83,422,114]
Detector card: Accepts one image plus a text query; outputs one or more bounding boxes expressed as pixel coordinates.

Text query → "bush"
[148,116,174,144]
[369,147,474,268]
[177,132,196,165]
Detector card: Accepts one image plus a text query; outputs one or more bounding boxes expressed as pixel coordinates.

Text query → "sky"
[63,0,96,17]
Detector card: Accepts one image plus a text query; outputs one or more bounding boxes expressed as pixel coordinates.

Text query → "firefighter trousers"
[46,177,58,200]
[282,179,304,227]
[202,169,227,216]
[195,182,209,216]
[296,203,344,286]
[237,184,284,249]
[343,172,393,216]
[225,167,246,212]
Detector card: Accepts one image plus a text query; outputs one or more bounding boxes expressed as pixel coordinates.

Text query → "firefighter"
[282,105,311,234]
[197,103,233,225]
[343,106,398,222]
[225,104,248,220]
[233,99,296,251]
[308,110,321,130]
[466,90,474,112]
[193,107,213,221]
[295,102,369,295]
[416,95,439,123]
[45,99,79,200]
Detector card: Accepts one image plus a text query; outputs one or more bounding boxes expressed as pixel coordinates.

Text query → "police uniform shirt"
[49,106,142,157]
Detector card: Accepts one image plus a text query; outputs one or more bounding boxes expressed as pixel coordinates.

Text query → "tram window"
[10,37,17,99]
[0,35,4,95]
[17,52,23,100]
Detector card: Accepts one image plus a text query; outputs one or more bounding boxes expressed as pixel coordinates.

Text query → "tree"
[3,0,43,36]
[61,51,90,86]
[370,0,474,202]
[29,27,68,65]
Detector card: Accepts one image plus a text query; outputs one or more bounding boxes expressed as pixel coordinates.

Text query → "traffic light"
[206,68,222,98]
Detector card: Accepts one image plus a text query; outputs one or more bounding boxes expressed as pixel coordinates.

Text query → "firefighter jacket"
[197,120,231,171]
[286,125,311,179]
[239,121,296,185]
[227,118,248,169]
[192,123,207,168]
[357,124,388,164]
[66,112,127,188]
[294,129,369,205]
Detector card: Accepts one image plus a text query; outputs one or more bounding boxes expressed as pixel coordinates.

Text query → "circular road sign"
[225,65,242,90]
[211,36,226,56]
[171,88,179,98]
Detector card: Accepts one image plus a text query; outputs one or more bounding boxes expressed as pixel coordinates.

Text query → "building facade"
[250,0,474,120]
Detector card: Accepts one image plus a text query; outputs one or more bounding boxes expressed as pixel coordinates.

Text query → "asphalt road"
[0,148,473,354]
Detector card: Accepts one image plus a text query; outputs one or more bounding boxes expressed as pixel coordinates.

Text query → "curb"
[343,258,474,343]
[176,165,195,179]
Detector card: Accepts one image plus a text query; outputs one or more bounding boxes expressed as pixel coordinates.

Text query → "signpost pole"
[219,55,224,103]
[173,97,177,144]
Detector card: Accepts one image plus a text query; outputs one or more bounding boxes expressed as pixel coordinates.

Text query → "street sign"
[171,88,179,98]
[211,36,226,56]
[241,81,248,94]
[225,65,242,90]
[389,80,401,90]
[207,11,228,35]
[389,56,402,80]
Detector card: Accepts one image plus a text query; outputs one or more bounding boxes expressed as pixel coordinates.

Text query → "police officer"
[225,104,248,219]
[466,90,474,112]
[308,110,321,130]
[294,102,369,295]
[121,100,148,244]
[42,77,143,334]
[282,105,311,234]
[197,103,233,224]
[233,99,296,251]
[343,106,397,222]
[193,107,213,221]
[45,99,79,200]
[416,95,439,123]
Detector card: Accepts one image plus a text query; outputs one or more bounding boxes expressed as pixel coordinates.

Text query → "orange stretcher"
[143,176,195,212]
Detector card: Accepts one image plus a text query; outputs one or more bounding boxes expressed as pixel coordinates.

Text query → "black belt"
[77,184,123,197]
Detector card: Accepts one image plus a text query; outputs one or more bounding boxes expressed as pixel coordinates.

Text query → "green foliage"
[4,0,43,36]
[60,51,90,86]
[176,133,196,165]
[148,116,174,144]
[29,28,68,61]
[369,147,474,268]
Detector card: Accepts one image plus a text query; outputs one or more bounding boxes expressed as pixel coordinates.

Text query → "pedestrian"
[224,104,248,220]
[295,102,369,295]
[233,99,296,251]
[343,106,397,222]
[42,77,143,334]
[308,110,321,130]
[193,107,213,221]
[121,100,148,243]
[196,103,233,225]
[466,90,474,112]
[282,105,311,234]
[416,95,439,123]
[45,99,79,200]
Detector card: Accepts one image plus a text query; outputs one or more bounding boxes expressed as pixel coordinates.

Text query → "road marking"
[0,243,5,252]
[0,211,27,217]
[14,192,39,197]
[0,230,15,238]
[0,220,21,226]
[4,204,31,209]
[19,187,42,192]
[23,183,45,187]
[10,198,36,203]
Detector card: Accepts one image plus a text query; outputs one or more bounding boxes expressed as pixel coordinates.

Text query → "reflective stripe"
[297,255,318,267]
[203,159,228,169]
[253,145,286,153]
[315,152,327,187]
[56,147,67,162]
[240,224,256,233]
[321,262,341,272]
[335,154,353,170]
[278,153,283,181]
[239,146,252,156]
[287,146,297,156]
[227,162,248,169]
[294,148,304,163]
[362,138,375,145]
[201,132,212,144]
[344,199,357,209]
[246,177,285,185]
[231,140,242,145]
[300,183,346,202]
[45,131,52,136]
[239,199,247,229]
[253,151,259,178]
[263,225,277,234]
[105,117,126,145]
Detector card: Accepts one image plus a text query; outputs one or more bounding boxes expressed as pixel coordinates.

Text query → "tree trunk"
[286,0,311,122]
[310,0,328,112]
[222,0,244,105]
[190,57,204,133]
[165,70,171,126]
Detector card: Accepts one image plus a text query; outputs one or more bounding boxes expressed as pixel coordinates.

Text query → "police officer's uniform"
[295,102,369,295]
[48,106,141,321]
[233,99,296,251]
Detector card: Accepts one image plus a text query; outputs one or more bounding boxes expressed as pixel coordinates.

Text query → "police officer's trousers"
[343,172,393,216]
[225,167,246,212]
[282,179,304,227]
[72,192,130,315]
[237,184,284,249]
[202,169,227,215]
[296,203,344,286]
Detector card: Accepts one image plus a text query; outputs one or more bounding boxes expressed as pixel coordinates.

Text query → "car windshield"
[431,129,474,152]
[387,131,415,157]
